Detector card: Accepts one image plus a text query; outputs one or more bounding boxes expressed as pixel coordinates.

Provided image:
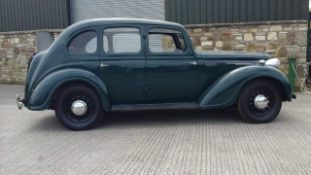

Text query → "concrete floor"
[1,84,311,175]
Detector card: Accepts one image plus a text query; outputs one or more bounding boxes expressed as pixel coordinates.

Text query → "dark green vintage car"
[17,18,295,130]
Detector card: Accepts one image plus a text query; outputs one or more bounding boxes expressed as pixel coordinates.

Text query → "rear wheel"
[55,85,102,130]
[238,80,282,123]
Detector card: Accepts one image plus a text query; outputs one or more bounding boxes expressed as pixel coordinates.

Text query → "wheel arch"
[198,66,293,109]
[239,76,291,102]
[50,79,111,112]
[26,69,111,112]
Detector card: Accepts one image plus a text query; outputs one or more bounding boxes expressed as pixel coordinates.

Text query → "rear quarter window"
[68,31,97,55]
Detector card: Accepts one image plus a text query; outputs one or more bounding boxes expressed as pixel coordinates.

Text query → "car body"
[17,18,294,130]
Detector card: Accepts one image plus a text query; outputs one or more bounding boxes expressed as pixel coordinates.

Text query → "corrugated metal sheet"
[71,0,165,23]
[0,0,69,32]
[165,0,309,25]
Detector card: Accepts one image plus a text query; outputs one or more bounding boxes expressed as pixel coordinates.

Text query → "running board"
[111,103,199,111]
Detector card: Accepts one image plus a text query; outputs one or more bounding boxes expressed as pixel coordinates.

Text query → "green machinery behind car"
[17,18,295,130]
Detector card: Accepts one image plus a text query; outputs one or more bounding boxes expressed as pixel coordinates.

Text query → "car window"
[148,28,186,54]
[103,28,141,54]
[68,31,97,55]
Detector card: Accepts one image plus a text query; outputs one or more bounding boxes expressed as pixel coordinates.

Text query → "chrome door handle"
[100,63,110,68]
[188,61,198,65]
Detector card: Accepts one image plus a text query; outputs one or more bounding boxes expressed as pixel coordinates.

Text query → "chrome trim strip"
[111,103,198,111]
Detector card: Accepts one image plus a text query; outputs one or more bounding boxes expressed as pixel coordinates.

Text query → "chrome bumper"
[16,95,24,110]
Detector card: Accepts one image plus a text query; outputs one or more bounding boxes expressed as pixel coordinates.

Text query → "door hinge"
[144,86,149,91]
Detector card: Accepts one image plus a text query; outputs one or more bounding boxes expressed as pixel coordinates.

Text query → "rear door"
[145,26,200,103]
[99,26,146,105]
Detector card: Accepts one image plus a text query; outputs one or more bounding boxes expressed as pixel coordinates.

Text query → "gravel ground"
[1,84,311,175]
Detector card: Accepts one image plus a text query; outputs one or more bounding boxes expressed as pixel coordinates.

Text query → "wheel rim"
[254,94,269,110]
[62,93,95,124]
[247,89,274,117]
[71,100,88,116]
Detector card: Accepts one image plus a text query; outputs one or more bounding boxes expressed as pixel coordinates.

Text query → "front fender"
[198,66,292,109]
[27,69,111,111]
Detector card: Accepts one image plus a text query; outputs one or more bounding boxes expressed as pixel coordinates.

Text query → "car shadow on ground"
[30,108,244,132]
[29,115,68,132]
[103,108,242,126]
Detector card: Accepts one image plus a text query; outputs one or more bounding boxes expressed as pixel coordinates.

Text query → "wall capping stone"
[0,20,307,34]
[185,20,308,28]
[0,29,63,35]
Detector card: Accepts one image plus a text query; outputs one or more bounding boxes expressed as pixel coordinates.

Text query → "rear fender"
[198,66,292,109]
[27,69,111,111]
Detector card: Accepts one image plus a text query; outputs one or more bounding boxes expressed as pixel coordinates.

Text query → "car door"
[99,26,146,105]
[145,26,200,103]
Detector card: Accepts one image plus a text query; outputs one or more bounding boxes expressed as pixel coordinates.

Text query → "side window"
[148,28,186,54]
[68,31,97,55]
[103,28,141,54]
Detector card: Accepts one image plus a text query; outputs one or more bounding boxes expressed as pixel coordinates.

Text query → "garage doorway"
[70,0,165,23]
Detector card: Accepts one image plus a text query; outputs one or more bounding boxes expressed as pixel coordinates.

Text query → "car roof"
[51,18,186,49]
[69,18,184,29]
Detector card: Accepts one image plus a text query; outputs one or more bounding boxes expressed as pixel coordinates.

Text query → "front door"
[145,27,200,103]
[99,26,146,105]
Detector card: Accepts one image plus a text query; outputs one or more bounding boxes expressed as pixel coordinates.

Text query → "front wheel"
[55,85,102,130]
[238,80,282,123]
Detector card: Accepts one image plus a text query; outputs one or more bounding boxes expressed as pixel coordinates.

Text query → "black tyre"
[55,85,102,130]
[238,80,282,123]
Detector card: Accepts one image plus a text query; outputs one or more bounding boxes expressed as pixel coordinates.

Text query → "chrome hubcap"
[254,94,269,110]
[71,100,88,116]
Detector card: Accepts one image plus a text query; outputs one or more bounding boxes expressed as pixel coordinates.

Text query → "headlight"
[265,58,280,68]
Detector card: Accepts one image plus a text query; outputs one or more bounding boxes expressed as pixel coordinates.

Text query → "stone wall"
[0,32,36,84]
[0,21,309,88]
[187,20,308,89]
[0,30,60,84]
